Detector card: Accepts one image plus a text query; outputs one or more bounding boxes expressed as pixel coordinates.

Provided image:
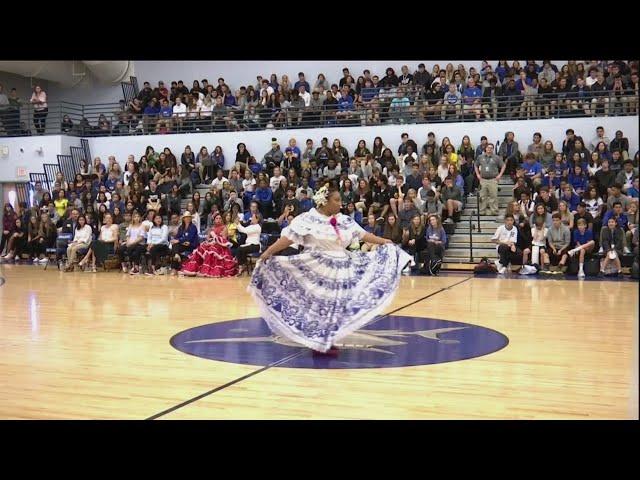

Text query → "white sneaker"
[410,258,416,267]
[518,267,526,275]
[568,248,578,257]
[494,259,502,270]
[39,257,48,264]
[624,247,631,254]
[598,247,604,254]
[578,270,585,278]
[444,218,454,224]
[497,265,506,274]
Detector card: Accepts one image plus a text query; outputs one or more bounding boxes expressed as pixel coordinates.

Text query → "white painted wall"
[0,71,49,99]
[0,136,80,182]
[1,116,635,182]
[85,116,639,170]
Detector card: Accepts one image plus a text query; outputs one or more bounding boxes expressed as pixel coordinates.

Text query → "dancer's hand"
[260,250,273,261]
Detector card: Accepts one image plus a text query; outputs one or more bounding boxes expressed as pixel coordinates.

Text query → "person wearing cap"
[263,139,283,175]
[170,211,198,273]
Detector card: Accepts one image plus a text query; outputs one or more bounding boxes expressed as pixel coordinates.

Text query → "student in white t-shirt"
[172,97,187,130]
[269,166,286,192]
[210,169,229,191]
[492,214,521,274]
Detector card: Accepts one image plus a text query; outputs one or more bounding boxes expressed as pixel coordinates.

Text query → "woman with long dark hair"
[421,214,447,275]
[180,212,238,278]
[248,183,411,354]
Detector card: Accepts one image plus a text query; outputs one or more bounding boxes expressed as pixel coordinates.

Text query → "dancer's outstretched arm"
[260,236,294,260]
[362,233,393,245]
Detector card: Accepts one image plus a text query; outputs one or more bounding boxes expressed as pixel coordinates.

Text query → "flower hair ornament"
[313,183,330,207]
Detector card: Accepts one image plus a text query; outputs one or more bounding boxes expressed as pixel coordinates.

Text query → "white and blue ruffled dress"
[248,208,412,352]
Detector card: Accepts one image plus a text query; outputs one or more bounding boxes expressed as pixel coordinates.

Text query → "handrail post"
[476,198,481,233]
[469,211,474,263]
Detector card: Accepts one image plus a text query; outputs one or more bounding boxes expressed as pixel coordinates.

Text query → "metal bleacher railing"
[0,86,638,138]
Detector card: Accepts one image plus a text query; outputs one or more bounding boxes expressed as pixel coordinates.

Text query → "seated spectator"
[599,216,625,275]
[567,218,596,278]
[615,160,638,194]
[61,115,74,133]
[83,213,118,270]
[401,214,426,271]
[1,204,18,255]
[602,201,629,233]
[526,218,548,269]
[606,183,631,211]
[398,195,420,231]
[625,202,638,248]
[145,214,170,275]
[235,213,262,276]
[30,211,57,264]
[61,213,92,269]
[543,213,571,274]
[180,212,238,278]
[116,211,146,275]
[492,214,521,274]
[382,213,403,245]
[556,200,574,229]
[421,214,447,275]
[442,83,462,120]
[170,211,199,273]
[440,175,463,224]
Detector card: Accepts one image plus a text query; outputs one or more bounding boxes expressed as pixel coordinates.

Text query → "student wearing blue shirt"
[568,165,588,196]
[255,179,274,218]
[543,170,562,191]
[559,184,581,212]
[602,202,629,231]
[567,217,596,278]
[159,99,173,118]
[293,73,310,92]
[298,191,313,213]
[243,202,261,224]
[627,177,639,198]
[345,202,363,225]
[360,214,383,252]
[462,78,483,120]
[551,153,569,178]
[143,98,161,133]
[336,87,354,124]
[522,153,543,188]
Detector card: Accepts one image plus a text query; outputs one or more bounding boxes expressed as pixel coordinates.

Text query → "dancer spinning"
[248,183,412,354]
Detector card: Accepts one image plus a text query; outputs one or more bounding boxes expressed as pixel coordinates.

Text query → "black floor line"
[146,275,473,420]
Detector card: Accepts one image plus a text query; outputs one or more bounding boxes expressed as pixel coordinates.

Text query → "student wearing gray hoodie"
[544,213,571,273]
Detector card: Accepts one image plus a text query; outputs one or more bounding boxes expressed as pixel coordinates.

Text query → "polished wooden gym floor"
[0,264,637,420]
